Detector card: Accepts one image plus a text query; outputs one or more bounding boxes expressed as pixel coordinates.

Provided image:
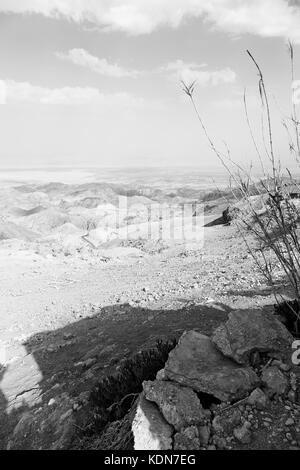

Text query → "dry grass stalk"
[183,45,300,335]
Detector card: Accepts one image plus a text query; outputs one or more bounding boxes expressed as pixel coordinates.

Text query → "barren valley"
[0,169,295,450]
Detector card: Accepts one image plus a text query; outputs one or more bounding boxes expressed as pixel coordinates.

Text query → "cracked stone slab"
[0,353,42,411]
[143,379,207,430]
[212,309,293,365]
[162,331,259,402]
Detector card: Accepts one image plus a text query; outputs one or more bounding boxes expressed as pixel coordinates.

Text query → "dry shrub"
[183,44,300,335]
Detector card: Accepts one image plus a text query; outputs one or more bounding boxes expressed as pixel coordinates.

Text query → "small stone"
[83,358,97,369]
[48,398,56,406]
[198,425,210,446]
[63,333,74,340]
[285,418,295,426]
[59,409,73,423]
[156,369,166,380]
[290,372,297,391]
[78,391,90,405]
[72,403,81,411]
[74,361,84,368]
[51,383,60,391]
[214,436,227,449]
[212,408,241,435]
[261,366,289,397]
[263,417,272,423]
[288,390,297,403]
[248,388,269,410]
[272,360,291,372]
[174,426,200,450]
[84,369,94,380]
[233,423,252,444]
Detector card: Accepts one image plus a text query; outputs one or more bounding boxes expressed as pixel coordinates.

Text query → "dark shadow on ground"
[0,300,274,449]
[0,367,8,446]
[204,216,226,227]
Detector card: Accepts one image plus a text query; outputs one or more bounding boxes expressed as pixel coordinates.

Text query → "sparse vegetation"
[183,44,300,336]
[87,339,177,438]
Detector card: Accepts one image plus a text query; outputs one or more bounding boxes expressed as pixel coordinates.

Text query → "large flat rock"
[163,331,259,402]
[212,309,293,365]
[143,379,207,431]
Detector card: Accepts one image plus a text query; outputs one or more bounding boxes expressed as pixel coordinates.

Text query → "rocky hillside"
[132,309,299,450]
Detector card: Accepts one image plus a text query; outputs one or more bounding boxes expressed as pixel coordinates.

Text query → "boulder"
[162,331,259,402]
[143,380,206,431]
[261,366,289,397]
[132,394,173,450]
[212,309,293,365]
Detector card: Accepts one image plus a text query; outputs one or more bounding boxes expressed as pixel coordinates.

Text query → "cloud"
[0,79,145,106]
[55,48,140,78]
[162,60,236,86]
[213,93,261,110]
[0,81,7,104]
[0,1,300,43]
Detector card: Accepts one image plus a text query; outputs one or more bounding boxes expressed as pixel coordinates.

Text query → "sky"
[0,0,300,170]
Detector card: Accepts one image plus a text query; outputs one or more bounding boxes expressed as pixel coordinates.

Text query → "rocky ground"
[132,311,299,451]
[0,176,297,450]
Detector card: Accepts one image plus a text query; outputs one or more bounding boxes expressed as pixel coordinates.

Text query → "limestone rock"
[198,425,211,446]
[233,422,252,444]
[173,426,200,450]
[156,369,166,380]
[212,408,242,435]
[247,388,269,409]
[214,436,227,449]
[163,331,259,402]
[132,394,173,450]
[143,379,206,431]
[261,366,289,397]
[212,309,293,365]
